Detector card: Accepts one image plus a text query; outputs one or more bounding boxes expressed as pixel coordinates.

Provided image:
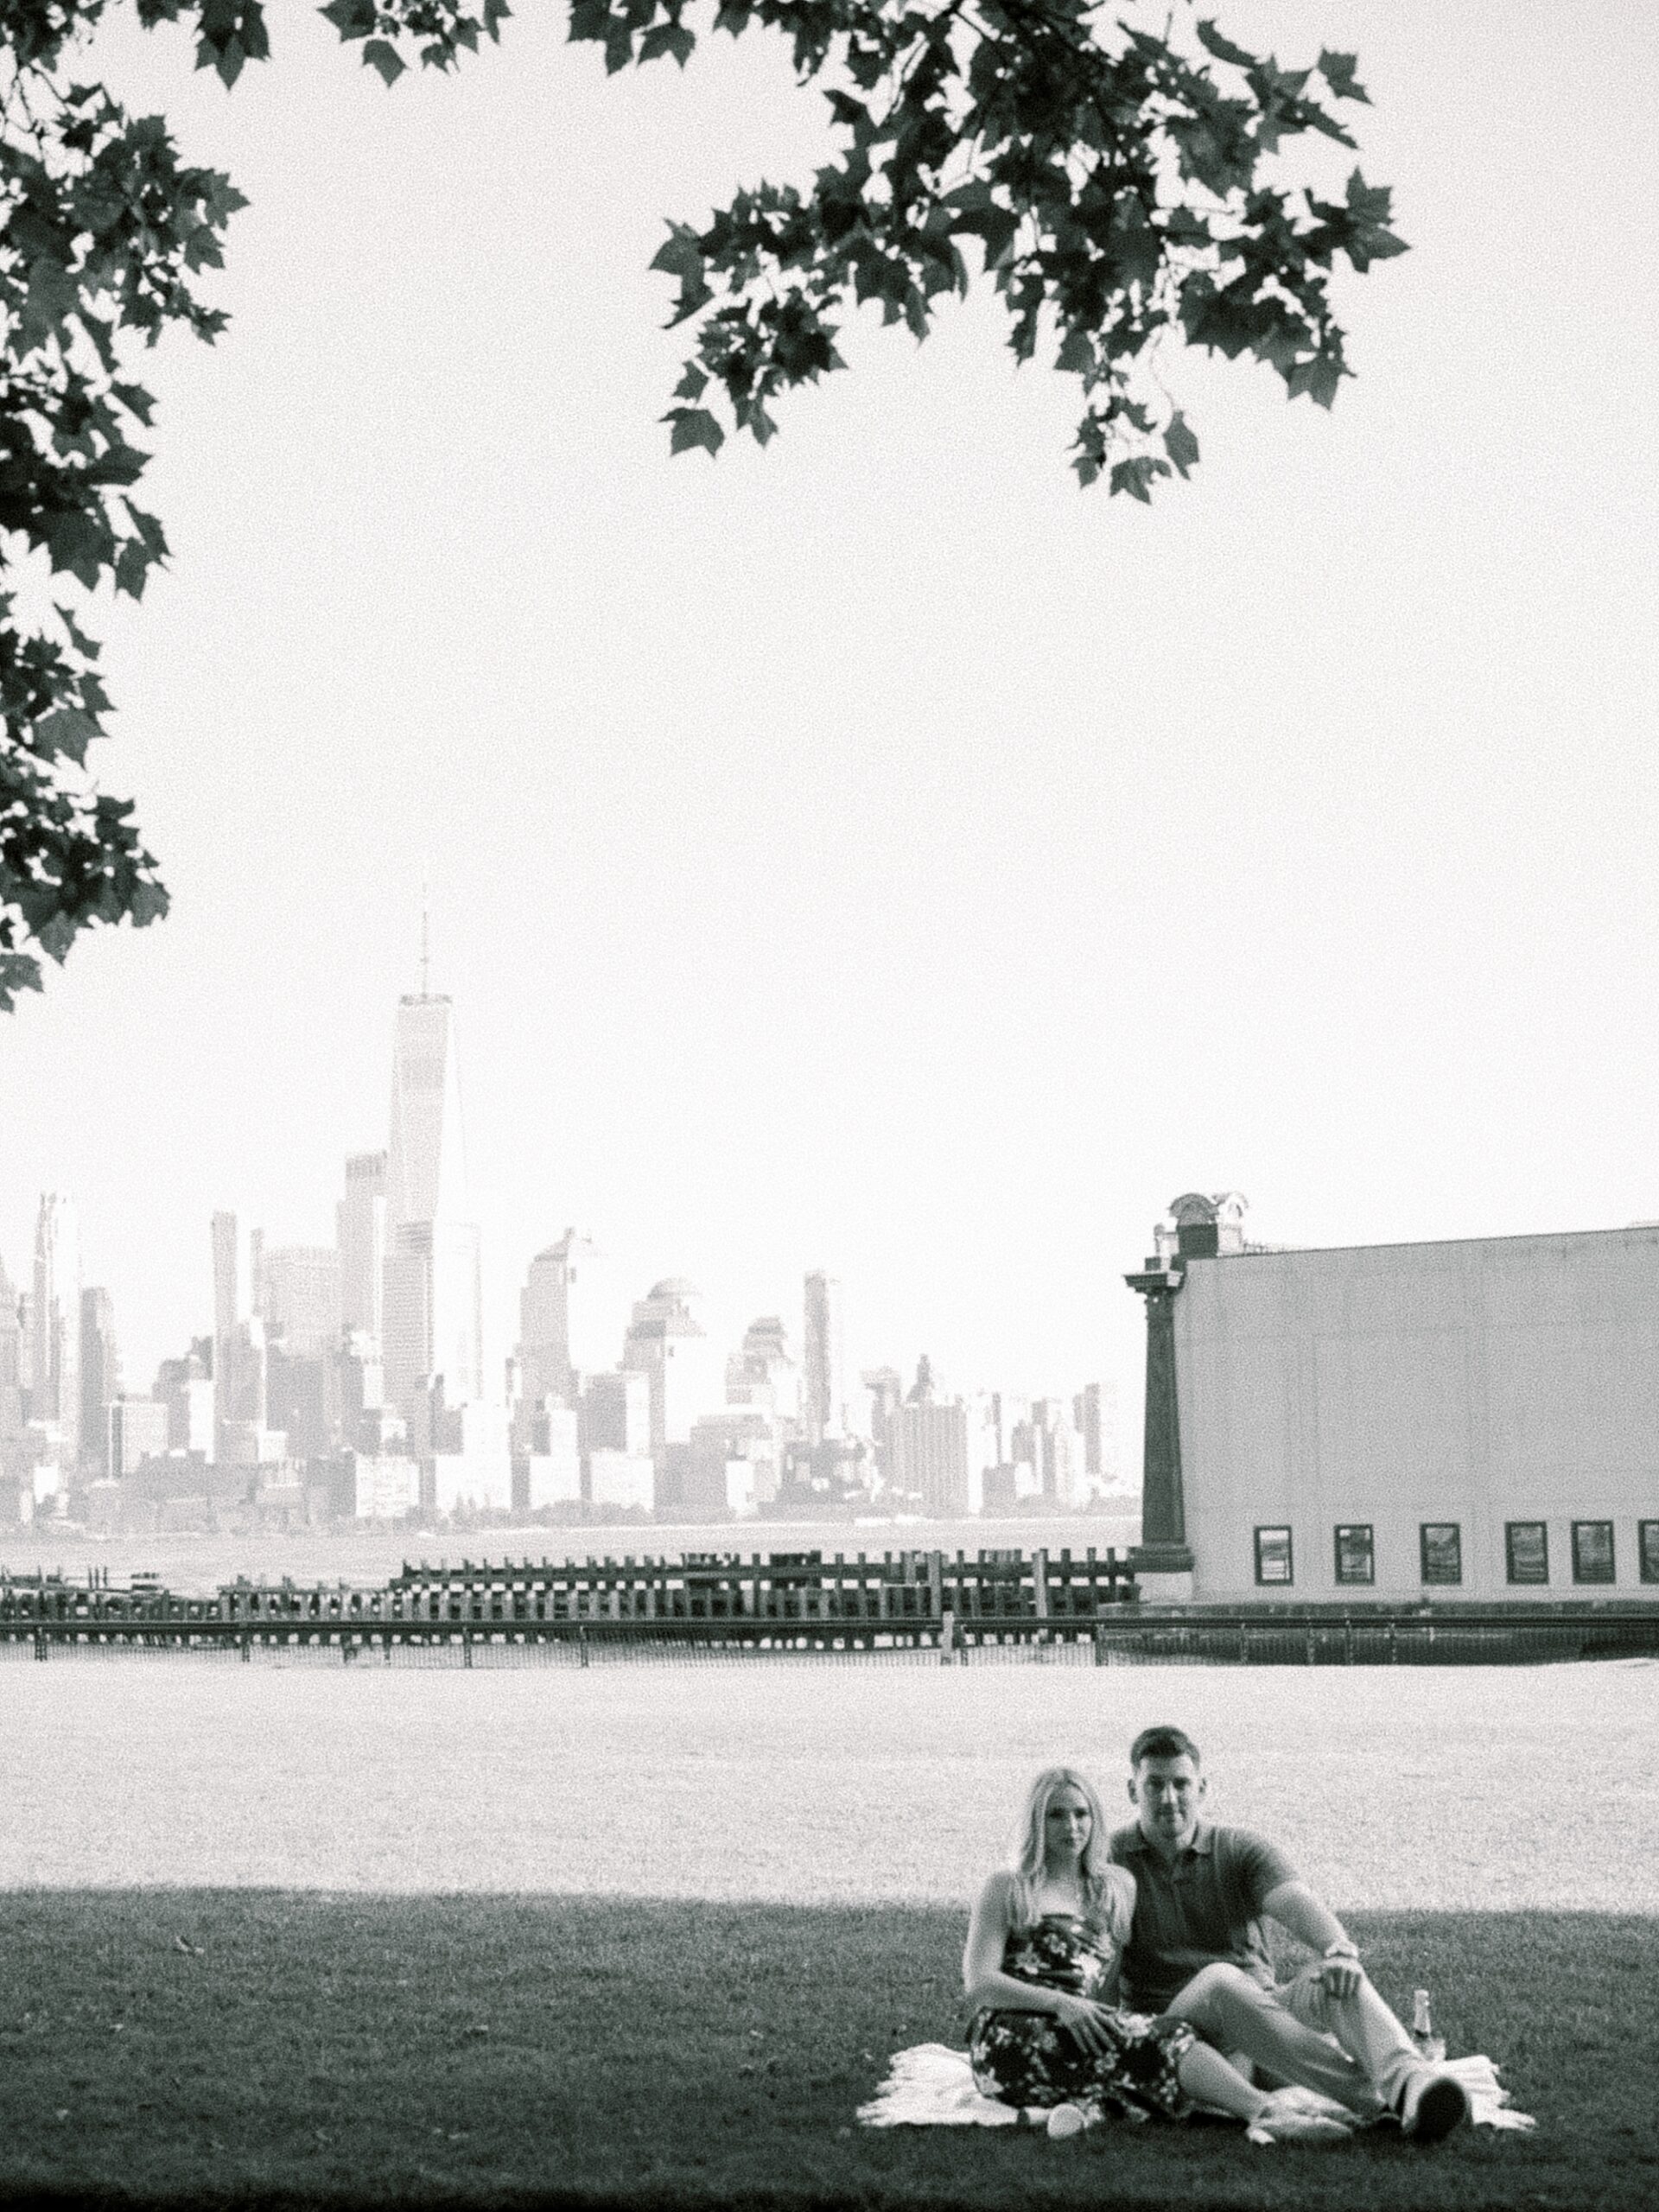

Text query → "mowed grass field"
[2,1657,1656,2208]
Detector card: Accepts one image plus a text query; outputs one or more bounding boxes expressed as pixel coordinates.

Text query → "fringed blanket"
[857,2044,1535,2139]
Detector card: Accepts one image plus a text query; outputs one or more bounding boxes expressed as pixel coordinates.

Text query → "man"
[1106,1725,1469,2142]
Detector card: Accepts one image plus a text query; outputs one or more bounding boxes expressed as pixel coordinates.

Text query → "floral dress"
[968,1913,1198,2120]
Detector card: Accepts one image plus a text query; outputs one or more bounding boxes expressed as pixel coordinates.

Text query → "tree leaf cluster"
[0,32,248,1007]
[0,0,1402,1009]
[615,1,1405,493]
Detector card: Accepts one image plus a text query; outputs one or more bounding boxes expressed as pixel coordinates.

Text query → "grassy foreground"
[0,1892,1653,2211]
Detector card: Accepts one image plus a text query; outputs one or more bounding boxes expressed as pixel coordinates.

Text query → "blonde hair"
[1007,1765,1132,1942]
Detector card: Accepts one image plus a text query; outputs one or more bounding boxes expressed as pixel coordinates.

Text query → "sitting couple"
[963,1726,1470,2147]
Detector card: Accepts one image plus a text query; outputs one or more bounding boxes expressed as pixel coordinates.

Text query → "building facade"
[620,1278,724,1501]
[29,1193,80,1465]
[802,1271,844,1443]
[887,1399,972,1515]
[517,1230,605,1408]
[1128,1192,1659,1605]
[337,1151,387,1340]
[260,1246,342,1358]
[382,990,483,1414]
[79,1287,119,1475]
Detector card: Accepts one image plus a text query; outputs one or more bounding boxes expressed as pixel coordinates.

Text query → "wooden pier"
[0,1548,1137,1657]
[4,1557,1653,1662]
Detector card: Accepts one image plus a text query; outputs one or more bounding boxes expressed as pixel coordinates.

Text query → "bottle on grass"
[1410,1988,1447,2064]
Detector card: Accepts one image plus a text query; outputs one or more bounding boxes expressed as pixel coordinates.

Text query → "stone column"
[1125,1264,1194,1599]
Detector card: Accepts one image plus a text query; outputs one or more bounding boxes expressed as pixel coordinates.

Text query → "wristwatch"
[1322,1939,1360,1961]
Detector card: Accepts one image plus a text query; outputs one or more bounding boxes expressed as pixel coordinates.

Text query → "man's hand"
[1317,1948,1364,1999]
[1049,1992,1119,2056]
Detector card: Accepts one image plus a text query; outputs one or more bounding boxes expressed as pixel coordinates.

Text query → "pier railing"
[4,1557,1656,1662]
[0,1547,1136,1655]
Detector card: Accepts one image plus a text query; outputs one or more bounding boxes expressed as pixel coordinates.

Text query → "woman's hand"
[1048,1992,1119,2056]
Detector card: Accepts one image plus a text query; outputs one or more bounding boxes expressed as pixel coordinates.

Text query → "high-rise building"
[259,1246,342,1357]
[266,1344,333,1459]
[109,1396,169,1477]
[861,1365,903,1486]
[79,1287,119,1475]
[211,1211,246,1349]
[522,1404,582,1511]
[381,975,482,1414]
[621,1278,725,1505]
[689,1407,782,1517]
[211,1210,249,1463]
[803,1271,844,1444]
[0,1247,24,1444]
[726,1314,801,1421]
[517,1230,604,1408]
[29,1193,80,1465]
[337,1152,387,1340]
[578,1369,650,1460]
[215,1316,265,1435]
[887,1397,971,1515]
[155,1339,215,1456]
[1071,1380,1121,1489]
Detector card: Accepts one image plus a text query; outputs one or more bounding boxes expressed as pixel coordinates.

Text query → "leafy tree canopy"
[0,0,1404,1011]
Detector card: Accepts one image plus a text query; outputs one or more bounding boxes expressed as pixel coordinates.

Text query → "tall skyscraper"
[887,1397,971,1514]
[621,1278,724,1502]
[211,1210,246,1351]
[211,1210,251,1463]
[259,1246,342,1357]
[0,1247,23,1444]
[517,1230,605,1408]
[79,1287,119,1475]
[726,1315,801,1422]
[30,1193,80,1464]
[803,1270,844,1444]
[337,1151,387,1339]
[381,957,482,1415]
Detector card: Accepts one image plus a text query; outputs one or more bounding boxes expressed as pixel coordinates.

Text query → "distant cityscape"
[1,964,1127,1536]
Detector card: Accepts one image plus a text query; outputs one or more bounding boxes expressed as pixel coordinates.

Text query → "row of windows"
[1252,1519,1659,1589]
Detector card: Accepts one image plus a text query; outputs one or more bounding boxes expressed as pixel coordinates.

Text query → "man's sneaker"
[1397,2068,1471,2143]
[1249,2091,1356,2145]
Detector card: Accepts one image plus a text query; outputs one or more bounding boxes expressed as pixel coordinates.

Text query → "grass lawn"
[0,1891,1654,2210]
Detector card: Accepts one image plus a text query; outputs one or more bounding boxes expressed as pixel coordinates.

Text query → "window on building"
[1254,1526,1294,1586]
[1420,1522,1462,1586]
[1571,1520,1616,1585]
[1641,1522,1659,1586]
[1333,1524,1374,1586]
[1505,1521,1549,1586]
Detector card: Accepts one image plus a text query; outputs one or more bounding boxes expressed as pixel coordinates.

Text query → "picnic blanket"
[857,2044,1535,2139]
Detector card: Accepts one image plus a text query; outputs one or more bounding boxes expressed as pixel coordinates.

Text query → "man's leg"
[1281,1962,1423,2107]
[1163,1964,1389,2119]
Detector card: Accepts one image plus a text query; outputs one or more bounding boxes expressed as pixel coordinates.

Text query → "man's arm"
[1261,1880,1364,1998]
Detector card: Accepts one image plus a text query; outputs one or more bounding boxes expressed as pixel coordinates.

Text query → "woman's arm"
[963,1873,1054,2013]
[961,1873,1116,2054]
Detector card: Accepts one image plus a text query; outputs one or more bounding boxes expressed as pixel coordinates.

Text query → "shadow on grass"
[0,1892,1653,2211]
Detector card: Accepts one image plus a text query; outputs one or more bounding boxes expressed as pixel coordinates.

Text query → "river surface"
[0,1511,1142,1594]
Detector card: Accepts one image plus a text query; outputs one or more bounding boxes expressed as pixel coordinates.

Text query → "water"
[0,1510,1141,1596]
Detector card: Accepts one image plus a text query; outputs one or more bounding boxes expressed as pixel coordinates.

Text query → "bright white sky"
[3,3,1656,1447]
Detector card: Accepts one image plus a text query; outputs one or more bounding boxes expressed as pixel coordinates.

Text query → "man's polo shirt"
[1107,1821,1297,2012]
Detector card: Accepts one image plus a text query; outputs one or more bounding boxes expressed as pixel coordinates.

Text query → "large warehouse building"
[1128,1193,1659,1605]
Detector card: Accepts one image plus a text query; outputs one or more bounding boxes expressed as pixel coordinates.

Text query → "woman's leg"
[1177,2041,1356,2143]
[1174,2040,1269,2123]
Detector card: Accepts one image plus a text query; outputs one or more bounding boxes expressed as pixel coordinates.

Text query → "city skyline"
[1,952,1125,1527]
[3,921,1128,1419]
[2,10,1656,1469]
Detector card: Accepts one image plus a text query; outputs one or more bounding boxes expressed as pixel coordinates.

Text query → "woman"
[962,1767,1351,2142]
